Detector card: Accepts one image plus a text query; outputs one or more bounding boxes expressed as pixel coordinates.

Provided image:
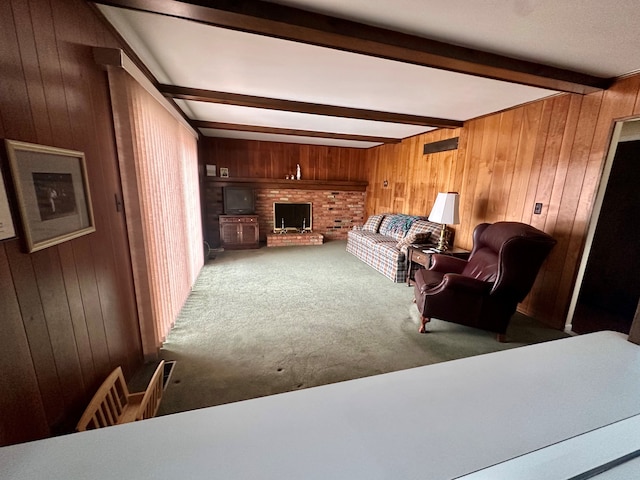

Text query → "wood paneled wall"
[201,138,369,181]
[0,0,142,445]
[365,129,462,217]
[366,74,640,329]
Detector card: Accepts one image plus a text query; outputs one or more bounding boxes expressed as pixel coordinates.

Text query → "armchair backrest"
[463,222,556,301]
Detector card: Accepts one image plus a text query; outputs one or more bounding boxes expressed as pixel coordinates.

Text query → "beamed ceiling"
[94,0,640,148]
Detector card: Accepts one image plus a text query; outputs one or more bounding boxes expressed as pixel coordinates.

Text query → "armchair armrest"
[441,274,493,294]
[430,254,467,274]
[418,272,492,295]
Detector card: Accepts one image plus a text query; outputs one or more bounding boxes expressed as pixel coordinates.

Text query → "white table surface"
[458,413,640,479]
[2,331,639,479]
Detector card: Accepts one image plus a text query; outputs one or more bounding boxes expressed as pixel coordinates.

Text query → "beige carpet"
[154,240,567,416]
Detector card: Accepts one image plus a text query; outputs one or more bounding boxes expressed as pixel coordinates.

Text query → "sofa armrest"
[430,254,467,274]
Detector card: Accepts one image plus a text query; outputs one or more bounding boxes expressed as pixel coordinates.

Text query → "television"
[223,186,255,215]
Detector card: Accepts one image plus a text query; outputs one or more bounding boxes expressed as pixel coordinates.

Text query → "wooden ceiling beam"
[192,120,403,143]
[163,85,462,128]
[94,0,611,94]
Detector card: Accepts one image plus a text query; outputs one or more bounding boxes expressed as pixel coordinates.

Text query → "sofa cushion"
[353,231,393,249]
[362,214,385,232]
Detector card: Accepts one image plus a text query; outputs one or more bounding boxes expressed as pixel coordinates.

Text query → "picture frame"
[4,140,95,253]
[220,167,229,178]
[0,166,16,241]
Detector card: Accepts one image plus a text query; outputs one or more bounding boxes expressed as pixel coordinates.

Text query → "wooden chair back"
[76,361,166,432]
[136,360,165,420]
[76,367,131,431]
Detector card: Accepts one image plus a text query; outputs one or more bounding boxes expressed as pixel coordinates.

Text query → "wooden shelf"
[205,177,368,191]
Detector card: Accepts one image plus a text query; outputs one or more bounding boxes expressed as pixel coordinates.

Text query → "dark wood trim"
[88,3,157,84]
[627,297,640,345]
[193,120,402,143]
[161,85,461,128]
[93,48,198,133]
[206,177,368,191]
[95,0,611,94]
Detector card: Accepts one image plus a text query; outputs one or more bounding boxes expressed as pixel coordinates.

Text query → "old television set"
[223,186,255,215]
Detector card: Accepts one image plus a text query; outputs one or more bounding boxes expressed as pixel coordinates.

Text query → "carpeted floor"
[155,240,567,416]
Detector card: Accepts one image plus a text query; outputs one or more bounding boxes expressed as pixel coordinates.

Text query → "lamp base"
[434,223,449,252]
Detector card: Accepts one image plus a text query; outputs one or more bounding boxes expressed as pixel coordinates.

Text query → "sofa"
[346,214,447,282]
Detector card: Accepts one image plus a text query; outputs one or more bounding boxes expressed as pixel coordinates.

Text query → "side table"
[407,245,470,286]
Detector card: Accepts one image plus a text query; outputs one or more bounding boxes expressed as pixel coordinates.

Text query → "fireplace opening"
[274,202,312,232]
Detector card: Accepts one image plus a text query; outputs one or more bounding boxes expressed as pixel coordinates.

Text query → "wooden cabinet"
[219,215,259,249]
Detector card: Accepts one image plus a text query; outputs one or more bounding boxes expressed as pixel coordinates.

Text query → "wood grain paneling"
[365,128,463,218]
[0,247,49,445]
[201,138,369,181]
[0,0,143,445]
[365,74,640,330]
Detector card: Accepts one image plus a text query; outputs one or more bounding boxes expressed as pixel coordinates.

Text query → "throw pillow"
[396,232,431,251]
[362,214,385,232]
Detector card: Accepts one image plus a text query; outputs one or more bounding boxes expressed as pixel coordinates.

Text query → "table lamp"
[428,192,460,252]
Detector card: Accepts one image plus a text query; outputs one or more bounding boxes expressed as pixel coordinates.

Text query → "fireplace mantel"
[206,177,367,192]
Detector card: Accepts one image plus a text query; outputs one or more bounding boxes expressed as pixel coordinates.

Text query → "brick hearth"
[266,233,324,247]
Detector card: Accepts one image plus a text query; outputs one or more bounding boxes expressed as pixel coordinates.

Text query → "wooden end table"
[407,245,470,286]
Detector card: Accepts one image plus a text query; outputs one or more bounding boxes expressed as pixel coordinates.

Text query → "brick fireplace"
[255,188,365,242]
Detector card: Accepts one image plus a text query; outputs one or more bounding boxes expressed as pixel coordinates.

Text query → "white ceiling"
[96,1,640,148]
[265,0,640,77]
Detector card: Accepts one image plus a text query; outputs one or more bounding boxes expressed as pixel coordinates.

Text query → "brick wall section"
[255,189,365,241]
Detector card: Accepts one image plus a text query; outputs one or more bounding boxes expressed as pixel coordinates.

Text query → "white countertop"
[2,331,639,479]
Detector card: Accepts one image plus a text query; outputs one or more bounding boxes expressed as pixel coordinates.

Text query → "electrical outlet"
[534,202,543,214]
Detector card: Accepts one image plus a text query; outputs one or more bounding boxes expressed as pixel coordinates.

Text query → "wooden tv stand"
[219,215,259,249]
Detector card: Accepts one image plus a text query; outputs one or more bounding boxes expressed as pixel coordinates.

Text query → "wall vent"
[423,137,459,155]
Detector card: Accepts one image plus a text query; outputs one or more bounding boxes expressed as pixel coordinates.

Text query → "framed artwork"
[5,140,95,253]
[0,166,16,241]
[220,167,229,178]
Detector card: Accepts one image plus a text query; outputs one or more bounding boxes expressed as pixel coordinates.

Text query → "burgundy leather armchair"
[413,222,556,340]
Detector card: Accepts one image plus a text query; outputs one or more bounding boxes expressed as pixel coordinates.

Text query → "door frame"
[565,117,640,332]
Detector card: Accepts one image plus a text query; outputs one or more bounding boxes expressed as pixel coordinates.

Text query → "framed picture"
[0,166,16,241]
[5,140,95,253]
[220,167,229,178]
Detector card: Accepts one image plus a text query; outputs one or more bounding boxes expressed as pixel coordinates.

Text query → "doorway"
[567,119,640,334]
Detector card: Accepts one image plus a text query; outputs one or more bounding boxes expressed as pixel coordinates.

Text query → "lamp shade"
[428,192,460,225]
